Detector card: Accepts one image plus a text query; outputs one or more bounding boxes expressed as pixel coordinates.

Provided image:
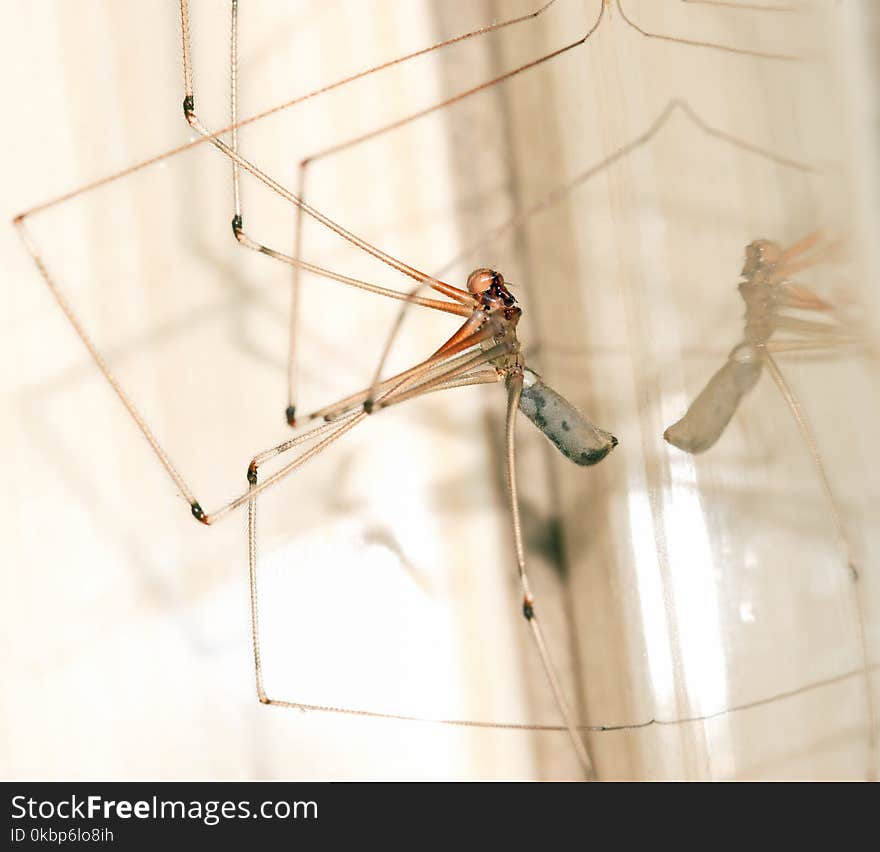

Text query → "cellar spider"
[9,0,876,778]
[663,231,877,777]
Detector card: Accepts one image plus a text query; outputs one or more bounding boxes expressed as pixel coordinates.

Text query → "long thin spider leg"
[199,413,366,526]
[771,316,853,337]
[287,164,307,425]
[772,253,842,281]
[673,99,818,173]
[232,219,470,316]
[184,0,562,306]
[400,370,503,397]
[350,371,504,419]
[681,0,801,11]
[594,662,880,733]
[229,0,299,426]
[760,350,859,582]
[230,0,242,223]
[769,234,848,283]
[248,662,876,734]
[761,351,877,780]
[776,229,825,264]
[374,348,509,412]
[764,338,866,354]
[246,410,366,705]
[616,0,801,60]
[312,344,502,423]
[14,219,201,514]
[505,372,595,779]
[247,481,264,701]
[778,282,834,312]
[430,313,489,358]
[368,339,515,417]
[294,2,608,172]
[338,328,509,417]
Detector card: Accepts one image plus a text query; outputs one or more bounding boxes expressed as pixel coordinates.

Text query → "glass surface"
[4,0,878,779]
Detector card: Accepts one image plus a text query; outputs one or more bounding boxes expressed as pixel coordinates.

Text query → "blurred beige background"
[2,1,879,779]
